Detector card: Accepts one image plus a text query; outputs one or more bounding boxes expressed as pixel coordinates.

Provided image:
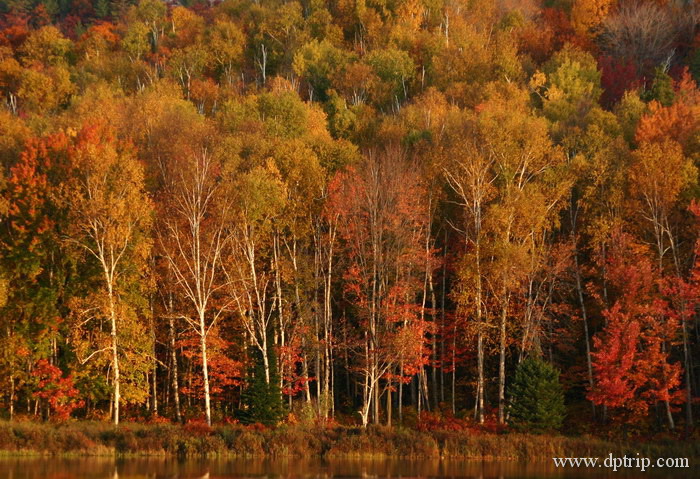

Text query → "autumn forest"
[1,0,700,442]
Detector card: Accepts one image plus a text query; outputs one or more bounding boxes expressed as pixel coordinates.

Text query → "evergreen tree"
[508,357,566,433]
[239,345,285,426]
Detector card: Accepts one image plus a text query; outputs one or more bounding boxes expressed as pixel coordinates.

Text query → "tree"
[65,124,152,426]
[0,49,22,114]
[588,233,683,429]
[31,359,83,421]
[18,25,71,67]
[540,45,602,129]
[158,144,230,427]
[17,64,74,114]
[328,146,433,426]
[508,356,565,433]
[443,111,496,424]
[0,126,73,422]
[169,43,210,100]
[628,139,696,274]
[240,345,284,426]
[643,67,675,107]
[570,0,613,37]
[132,0,167,52]
[600,2,676,72]
[208,18,245,86]
[635,78,699,151]
[477,83,566,424]
[364,48,415,106]
[293,39,349,101]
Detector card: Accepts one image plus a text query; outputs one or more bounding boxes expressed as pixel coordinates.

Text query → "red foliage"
[518,22,556,64]
[80,22,120,48]
[587,233,684,425]
[184,418,213,436]
[279,330,314,398]
[245,422,267,431]
[32,359,83,421]
[147,414,172,424]
[599,55,641,106]
[224,416,240,425]
[0,12,30,49]
[178,328,243,400]
[326,152,436,390]
[416,410,470,432]
[540,8,593,53]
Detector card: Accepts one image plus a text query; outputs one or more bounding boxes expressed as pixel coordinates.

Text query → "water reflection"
[0,457,691,479]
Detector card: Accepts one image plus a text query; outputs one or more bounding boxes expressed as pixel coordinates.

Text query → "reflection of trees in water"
[0,457,574,478]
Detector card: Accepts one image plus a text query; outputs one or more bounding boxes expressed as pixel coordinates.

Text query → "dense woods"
[1,0,700,439]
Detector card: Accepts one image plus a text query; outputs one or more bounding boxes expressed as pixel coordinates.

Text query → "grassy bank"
[0,421,698,460]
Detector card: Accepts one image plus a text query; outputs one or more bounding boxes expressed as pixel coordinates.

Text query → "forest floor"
[0,420,698,459]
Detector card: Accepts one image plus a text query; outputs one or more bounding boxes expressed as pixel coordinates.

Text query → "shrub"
[184,418,213,437]
[417,411,469,432]
[508,357,565,433]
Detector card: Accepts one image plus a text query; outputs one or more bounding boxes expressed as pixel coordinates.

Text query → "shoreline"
[0,421,698,460]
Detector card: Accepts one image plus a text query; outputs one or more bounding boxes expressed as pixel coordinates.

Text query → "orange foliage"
[635,72,700,149]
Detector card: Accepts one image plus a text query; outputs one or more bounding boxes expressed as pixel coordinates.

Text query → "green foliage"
[239,346,285,427]
[508,357,565,433]
[365,48,415,102]
[19,26,72,67]
[643,67,674,107]
[543,0,573,11]
[257,91,309,138]
[293,40,350,101]
[95,0,111,19]
[121,22,150,60]
[691,49,700,86]
[542,45,602,125]
[614,90,647,144]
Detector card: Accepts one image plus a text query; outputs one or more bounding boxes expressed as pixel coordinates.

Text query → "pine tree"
[508,357,566,433]
[239,345,284,426]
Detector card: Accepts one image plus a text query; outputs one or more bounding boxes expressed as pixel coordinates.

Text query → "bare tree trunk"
[430,276,438,409]
[168,314,181,423]
[451,323,456,415]
[476,330,484,423]
[199,312,212,426]
[440,241,447,405]
[151,316,158,416]
[261,339,271,384]
[574,247,595,395]
[475,239,484,424]
[386,384,392,426]
[323,219,336,418]
[9,376,14,421]
[682,317,694,433]
[398,360,403,422]
[498,287,508,425]
[302,351,312,403]
[361,334,371,426]
[373,368,380,424]
[107,283,120,426]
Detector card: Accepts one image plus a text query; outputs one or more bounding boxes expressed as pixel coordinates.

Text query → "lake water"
[0,457,693,478]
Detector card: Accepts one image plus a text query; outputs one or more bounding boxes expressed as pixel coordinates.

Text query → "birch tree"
[158,147,229,426]
[66,125,152,426]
